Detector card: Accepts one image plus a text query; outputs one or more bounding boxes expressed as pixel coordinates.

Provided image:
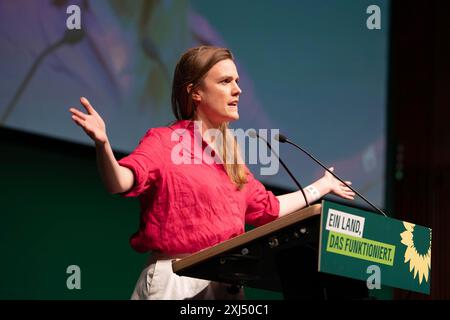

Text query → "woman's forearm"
[95,140,134,194]
[276,178,330,218]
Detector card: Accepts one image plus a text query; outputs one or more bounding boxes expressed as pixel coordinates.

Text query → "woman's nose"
[233,82,242,95]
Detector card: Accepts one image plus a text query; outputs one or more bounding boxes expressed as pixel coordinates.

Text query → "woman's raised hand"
[70,97,107,145]
[323,167,355,200]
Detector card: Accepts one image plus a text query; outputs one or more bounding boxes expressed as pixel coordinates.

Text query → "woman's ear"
[187,83,201,103]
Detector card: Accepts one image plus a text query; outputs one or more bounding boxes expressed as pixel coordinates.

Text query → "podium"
[172,200,432,299]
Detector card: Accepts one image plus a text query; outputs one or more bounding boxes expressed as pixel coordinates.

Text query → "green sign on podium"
[319,200,432,295]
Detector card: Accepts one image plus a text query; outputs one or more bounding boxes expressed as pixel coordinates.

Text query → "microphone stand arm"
[260,138,310,207]
[285,139,388,217]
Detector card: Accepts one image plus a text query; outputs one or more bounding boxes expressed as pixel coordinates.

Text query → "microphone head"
[248,130,258,139]
[275,133,288,143]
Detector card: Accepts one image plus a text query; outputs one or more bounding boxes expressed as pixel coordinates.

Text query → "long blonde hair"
[171,46,247,189]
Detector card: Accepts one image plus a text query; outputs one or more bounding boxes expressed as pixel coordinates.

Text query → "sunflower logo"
[400,222,432,284]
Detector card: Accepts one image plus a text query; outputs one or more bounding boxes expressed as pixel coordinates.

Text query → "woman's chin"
[227,111,239,121]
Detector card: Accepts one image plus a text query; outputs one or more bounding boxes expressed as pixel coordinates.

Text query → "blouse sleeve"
[244,167,280,227]
[117,129,164,197]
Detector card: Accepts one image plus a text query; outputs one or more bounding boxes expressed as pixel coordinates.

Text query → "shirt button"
[179,136,183,142]
[211,150,215,157]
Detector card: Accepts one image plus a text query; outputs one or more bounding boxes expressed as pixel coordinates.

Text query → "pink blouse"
[118,120,280,254]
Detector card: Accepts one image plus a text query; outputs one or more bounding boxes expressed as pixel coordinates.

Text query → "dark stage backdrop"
[387,0,450,300]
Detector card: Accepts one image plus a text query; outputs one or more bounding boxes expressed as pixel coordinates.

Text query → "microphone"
[248,130,310,207]
[275,133,388,217]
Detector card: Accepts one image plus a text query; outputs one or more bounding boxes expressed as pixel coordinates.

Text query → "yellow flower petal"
[403,222,415,232]
[412,250,420,278]
[404,246,413,264]
[417,255,427,284]
[401,230,413,246]
[423,260,430,283]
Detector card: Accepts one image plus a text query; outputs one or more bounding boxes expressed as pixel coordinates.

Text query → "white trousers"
[131,254,245,300]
